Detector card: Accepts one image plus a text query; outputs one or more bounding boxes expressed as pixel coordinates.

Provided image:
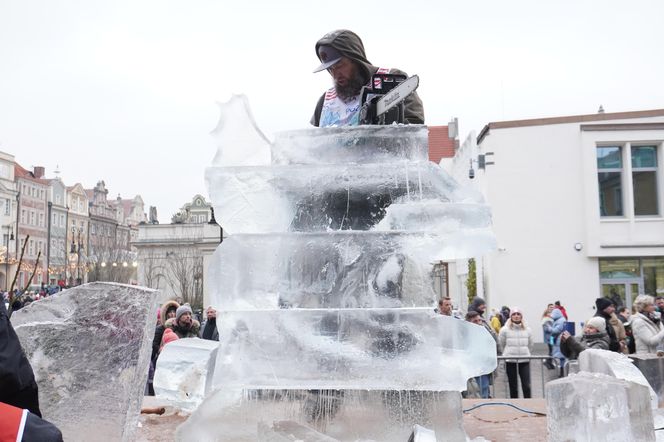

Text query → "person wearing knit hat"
[164,303,200,339]
[560,316,611,359]
[176,304,193,322]
[159,328,179,352]
[594,297,625,353]
[498,307,533,398]
[585,317,606,333]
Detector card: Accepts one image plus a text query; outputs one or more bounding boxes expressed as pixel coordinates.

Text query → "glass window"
[4,198,10,216]
[643,257,664,296]
[597,146,623,216]
[599,258,640,279]
[632,146,658,216]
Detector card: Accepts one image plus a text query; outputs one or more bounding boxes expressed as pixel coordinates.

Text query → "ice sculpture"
[153,338,219,411]
[193,95,497,441]
[10,283,159,442]
[578,348,658,409]
[546,372,655,442]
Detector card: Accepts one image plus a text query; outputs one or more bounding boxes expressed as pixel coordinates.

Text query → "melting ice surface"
[11,283,159,442]
[194,95,497,440]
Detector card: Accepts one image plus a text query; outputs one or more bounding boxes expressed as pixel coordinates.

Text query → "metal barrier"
[488,355,566,399]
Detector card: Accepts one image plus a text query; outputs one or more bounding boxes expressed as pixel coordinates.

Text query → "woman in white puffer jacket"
[499,308,533,398]
[631,294,664,354]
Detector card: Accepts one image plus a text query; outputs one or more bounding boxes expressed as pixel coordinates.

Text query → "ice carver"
[311,29,424,127]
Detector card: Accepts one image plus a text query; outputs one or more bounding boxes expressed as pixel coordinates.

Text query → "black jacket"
[311,30,424,126]
[0,301,42,416]
[594,311,620,352]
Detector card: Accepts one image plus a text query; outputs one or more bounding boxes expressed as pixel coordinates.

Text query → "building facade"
[66,183,90,286]
[0,152,18,291]
[46,177,68,285]
[15,165,49,289]
[445,108,664,339]
[133,222,222,308]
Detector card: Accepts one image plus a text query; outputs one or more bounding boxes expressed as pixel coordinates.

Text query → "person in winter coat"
[550,308,567,377]
[489,310,502,334]
[311,29,424,127]
[594,297,623,352]
[160,328,179,352]
[559,317,610,360]
[165,304,200,338]
[468,297,498,398]
[541,304,555,369]
[631,294,664,354]
[200,306,219,341]
[498,308,533,398]
[151,300,180,364]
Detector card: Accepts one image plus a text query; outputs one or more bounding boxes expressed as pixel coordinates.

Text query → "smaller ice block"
[579,349,658,409]
[271,125,429,165]
[211,309,497,392]
[154,337,219,411]
[546,372,655,442]
[11,283,159,442]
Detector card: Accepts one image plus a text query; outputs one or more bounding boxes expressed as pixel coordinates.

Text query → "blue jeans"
[475,374,491,398]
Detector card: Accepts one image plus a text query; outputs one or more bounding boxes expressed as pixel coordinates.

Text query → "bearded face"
[329,57,365,100]
[178,312,193,330]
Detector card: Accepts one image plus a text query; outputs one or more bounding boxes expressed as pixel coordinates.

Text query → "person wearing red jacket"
[555,301,568,320]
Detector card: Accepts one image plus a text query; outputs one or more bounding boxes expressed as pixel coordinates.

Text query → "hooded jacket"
[151,300,180,363]
[468,297,499,351]
[550,308,567,360]
[311,30,424,126]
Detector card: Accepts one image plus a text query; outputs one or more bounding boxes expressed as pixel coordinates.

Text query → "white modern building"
[444,108,664,337]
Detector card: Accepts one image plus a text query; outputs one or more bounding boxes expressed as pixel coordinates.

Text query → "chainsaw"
[359,74,419,125]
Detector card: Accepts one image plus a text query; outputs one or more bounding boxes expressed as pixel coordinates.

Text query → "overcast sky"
[1,0,663,221]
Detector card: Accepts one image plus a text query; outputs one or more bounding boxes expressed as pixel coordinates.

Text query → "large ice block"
[208,231,495,310]
[205,161,483,234]
[176,388,467,442]
[154,337,219,411]
[271,125,429,165]
[10,283,159,442]
[546,372,655,442]
[579,348,658,409]
[211,309,497,391]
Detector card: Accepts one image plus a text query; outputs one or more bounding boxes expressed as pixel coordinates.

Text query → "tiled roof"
[428,126,456,163]
[14,163,48,184]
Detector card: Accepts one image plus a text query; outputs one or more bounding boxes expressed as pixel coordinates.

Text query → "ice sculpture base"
[176,388,467,442]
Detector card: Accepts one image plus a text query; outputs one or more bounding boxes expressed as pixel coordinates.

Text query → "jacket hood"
[315,30,374,83]
[160,300,180,326]
[551,308,564,320]
[468,297,486,315]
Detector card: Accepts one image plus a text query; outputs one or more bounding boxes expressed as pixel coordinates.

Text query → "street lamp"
[4,225,14,292]
[70,227,84,286]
